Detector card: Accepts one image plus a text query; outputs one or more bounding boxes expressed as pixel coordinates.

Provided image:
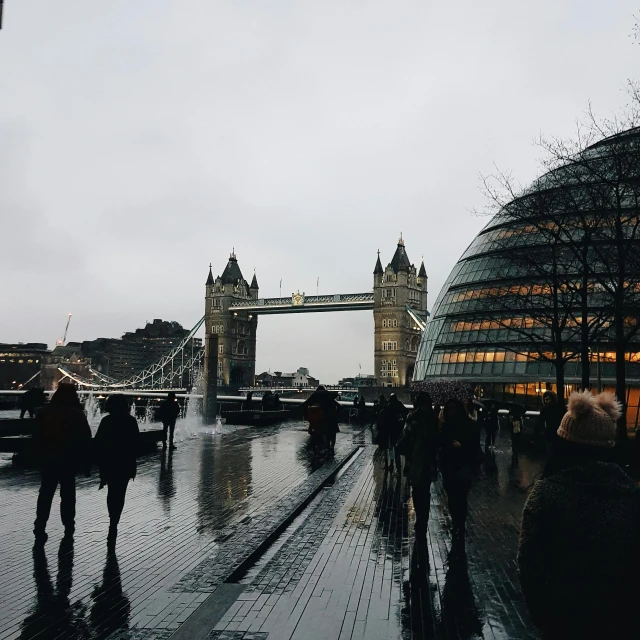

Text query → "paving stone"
[0,418,547,639]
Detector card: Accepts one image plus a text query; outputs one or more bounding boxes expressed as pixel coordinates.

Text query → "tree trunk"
[614,307,628,441]
[580,282,590,390]
[555,354,566,404]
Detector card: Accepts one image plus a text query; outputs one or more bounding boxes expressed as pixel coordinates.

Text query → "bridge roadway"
[229,292,374,315]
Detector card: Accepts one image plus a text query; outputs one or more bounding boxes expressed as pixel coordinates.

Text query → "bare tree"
[480,93,640,437]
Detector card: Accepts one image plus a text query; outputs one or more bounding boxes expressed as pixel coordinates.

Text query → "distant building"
[0,343,50,390]
[82,319,201,381]
[40,342,92,390]
[255,368,319,388]
[337,374,377,388]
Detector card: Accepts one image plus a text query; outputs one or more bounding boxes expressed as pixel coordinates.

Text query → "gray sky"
[1,0,638,383]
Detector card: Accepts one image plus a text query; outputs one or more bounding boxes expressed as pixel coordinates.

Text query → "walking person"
[19,388,36,419]
[403,392,439,538]
[32,383,92,546]
[509,404,525,466]
[299,385,341,453]
[484,404,499,451]
[536,390,564,454]
[94,394,140,549]
[439,398,476,546]
[159,392,180,450]
[378,394,408,474]
[358,396,366,423]
[518,391,640,639]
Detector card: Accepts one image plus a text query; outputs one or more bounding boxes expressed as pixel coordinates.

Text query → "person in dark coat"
[484,403,499,451]
[536,390,564,452]
[32,383,92,545]
[377,394,409,473]
[298,385,341,452]
[518,391,640,639]
[19,388,37,419]
[509,404,525,466]
[159,391,180,450]
[261,390,273,411]
[439,398,476,545]
[403,392,439,538]
[242,391,254,411]
[94,394,140,548]
[358,396,367,423]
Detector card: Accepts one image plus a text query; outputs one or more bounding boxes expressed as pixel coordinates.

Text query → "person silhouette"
[90,552,131,635]
[32,383,92,546]
[95,394,140,549]
[159,392,180,450]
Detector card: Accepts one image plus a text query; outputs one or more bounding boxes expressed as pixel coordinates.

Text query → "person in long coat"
[439,398,476,545]
[95,394,140,548]
[32,383,92,545]
[298,386,341,452]
[159,391,180,450]
[404,392,439,536]
[377,394,409,473]
[518,391,640,639]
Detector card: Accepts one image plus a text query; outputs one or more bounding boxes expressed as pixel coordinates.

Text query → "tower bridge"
[204,238,428,389]
[54,238,428,393]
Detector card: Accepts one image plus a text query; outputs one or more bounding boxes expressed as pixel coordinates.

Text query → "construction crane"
[56,313,72,346]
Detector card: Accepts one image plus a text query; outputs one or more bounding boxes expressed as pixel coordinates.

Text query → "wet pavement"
[0,417,544,639]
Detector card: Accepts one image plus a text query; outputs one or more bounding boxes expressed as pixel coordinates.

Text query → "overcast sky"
[1,0,638,383]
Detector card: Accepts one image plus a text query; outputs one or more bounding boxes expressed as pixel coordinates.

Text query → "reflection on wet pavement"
[0,418,343,639]
[0,419,544,640]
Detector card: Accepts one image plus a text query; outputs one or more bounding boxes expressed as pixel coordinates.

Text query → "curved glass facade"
[414,128,640,388]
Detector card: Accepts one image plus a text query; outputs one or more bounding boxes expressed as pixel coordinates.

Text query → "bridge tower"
[204,251,258,387]
[373,237,428,386]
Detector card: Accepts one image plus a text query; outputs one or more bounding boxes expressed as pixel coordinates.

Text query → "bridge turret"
[250,271,259,300]
[373,250,383,288]
[373,236,425,387]
[205,249,257,388]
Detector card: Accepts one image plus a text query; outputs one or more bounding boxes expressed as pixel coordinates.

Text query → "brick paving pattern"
[0,417,545,639]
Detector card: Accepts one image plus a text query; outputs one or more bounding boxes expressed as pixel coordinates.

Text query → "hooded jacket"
[518,460,640,638]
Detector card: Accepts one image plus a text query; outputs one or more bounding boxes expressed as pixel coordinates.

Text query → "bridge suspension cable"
[58,316,206,390]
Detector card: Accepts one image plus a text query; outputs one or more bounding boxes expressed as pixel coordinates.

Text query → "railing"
[229,292,374,310]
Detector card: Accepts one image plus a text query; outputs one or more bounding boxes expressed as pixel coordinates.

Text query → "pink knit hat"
[557,391,622,449]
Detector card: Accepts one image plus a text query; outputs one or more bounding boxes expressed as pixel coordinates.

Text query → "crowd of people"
[371,387,640,640]
[30,383,180,551]
[22,381,640,638]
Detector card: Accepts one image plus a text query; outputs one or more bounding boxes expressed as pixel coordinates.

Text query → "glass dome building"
[414,127,640,418]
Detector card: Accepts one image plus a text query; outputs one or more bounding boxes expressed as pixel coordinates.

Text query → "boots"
[107,524,118,549]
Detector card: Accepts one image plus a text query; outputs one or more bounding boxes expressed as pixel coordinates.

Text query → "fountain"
[83,393,102,428]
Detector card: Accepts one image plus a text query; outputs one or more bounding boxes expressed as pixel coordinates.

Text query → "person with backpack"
[94,394,140,549]
[299,385,341,453]
[32,383,92,546]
